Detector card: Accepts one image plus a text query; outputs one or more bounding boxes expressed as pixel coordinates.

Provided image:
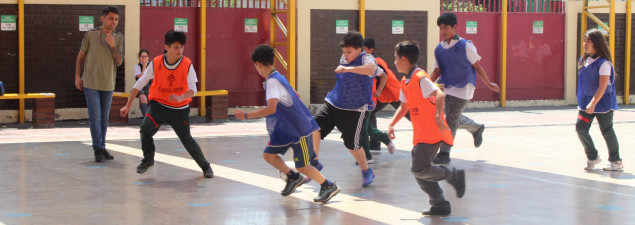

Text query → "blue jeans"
[84,88,113,150]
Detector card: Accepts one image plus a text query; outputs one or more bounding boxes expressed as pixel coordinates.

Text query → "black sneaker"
[369,141,382,151]
[94,149,105,163]
[136,160,154,174]
[102,149,114,160]
[449,169,466,198]
[313,183,340,203]
[472,125,485,148]
[203,166,214,178]
[422,206,451,216]
[281,175,305,196]
[432,152,451,164]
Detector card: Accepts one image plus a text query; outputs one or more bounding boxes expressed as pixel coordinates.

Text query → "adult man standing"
[75,5,124,162]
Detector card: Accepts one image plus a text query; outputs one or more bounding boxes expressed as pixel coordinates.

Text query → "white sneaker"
[367,159,374,164]
[602,161,624,171]
[387,141,395,154]
[584,157,601,170]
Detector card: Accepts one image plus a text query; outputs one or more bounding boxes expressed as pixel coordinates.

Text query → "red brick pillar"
[206,95,228,122]
[32,98,55,128]
[109,96,128,125]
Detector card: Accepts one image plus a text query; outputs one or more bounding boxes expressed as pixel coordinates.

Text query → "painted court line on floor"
[97,143,426,224]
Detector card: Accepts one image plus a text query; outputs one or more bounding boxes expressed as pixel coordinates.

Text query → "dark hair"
[363,37,375,49]
[250,44,275,66]
[102,5,120,16]
[339,31,363,49]
[164,30,187,46]
[578,29,613,69]
[395,40,419,64]
[138,49,149,58]
[437,12,457,27]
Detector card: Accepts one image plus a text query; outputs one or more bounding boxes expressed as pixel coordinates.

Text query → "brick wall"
[0,5,19,110]
[577,13,635,96]
[0,4,125,110]
[309,9,428,104]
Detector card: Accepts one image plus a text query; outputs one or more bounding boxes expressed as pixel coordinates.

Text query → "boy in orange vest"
[388,40,465,216]
[119,30,214,178]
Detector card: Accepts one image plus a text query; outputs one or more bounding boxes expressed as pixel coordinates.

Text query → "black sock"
[438,151,450,157]
[320,179,333,189]
[140,103,148,116]
[287,170,300,180]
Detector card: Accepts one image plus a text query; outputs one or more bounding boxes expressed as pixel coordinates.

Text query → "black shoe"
[136,160,154,174]
[432,152,451,164]
[281,175,305,196]
[422,206,451,216]
[472,125,485,148]
[313,183,340,203]
[94,149,105,163]
[102,149,114,160]
[203,166,214,178]
[449,169,466,198]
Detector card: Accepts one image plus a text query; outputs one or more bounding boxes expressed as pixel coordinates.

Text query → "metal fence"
[441,0,565,13]
[140,0,286,9]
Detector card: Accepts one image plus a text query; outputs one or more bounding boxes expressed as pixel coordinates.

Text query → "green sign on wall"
[466,21,477,34]
[392,20,404,34]
[336,20,348,34]
[533,21,543,34]
[245,18,257,33]
[175,18,188,33]
[1,15,17,31]
[79,16,94,31]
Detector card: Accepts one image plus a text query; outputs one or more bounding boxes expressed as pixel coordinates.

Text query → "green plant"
[442,0,488,12]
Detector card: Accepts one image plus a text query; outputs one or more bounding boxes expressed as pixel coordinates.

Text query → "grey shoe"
[472,125,485,148]
[281,175,305,196]
[102,149,114,160]
[203,166,214,178]
[313,183,340,203]
[94,149,105,163]
[136,160,154,174]
[422,201,451,216]
[449,169,465,198]
[432,152,451,164]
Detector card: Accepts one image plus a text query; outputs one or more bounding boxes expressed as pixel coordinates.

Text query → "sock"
[140,103,148,116]
[437,151,450,156]
[320,179,333,189]
[311,159,320,167]
[287,170,300,180]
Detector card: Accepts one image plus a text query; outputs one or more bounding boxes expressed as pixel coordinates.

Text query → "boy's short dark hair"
[395,40,419,64]
[102,5,120,16]
[363,37,375,49]
[165,30,187,46]
[437,12,457,27]
[339,31,363,49]
[250,44,275,66]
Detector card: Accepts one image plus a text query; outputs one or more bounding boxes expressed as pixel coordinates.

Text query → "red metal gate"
[443,0,565,101]
[140,0,287,107]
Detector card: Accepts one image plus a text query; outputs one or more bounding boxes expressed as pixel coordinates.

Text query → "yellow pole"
[19,0,25,123]
[288,0,296,89]
[581,0,588,59]
[270,0,275,48]
[609,0,615,64]
[626,0,632,104]
[199,0,207,116]
[359,0,365,37]
[500,0,507,107]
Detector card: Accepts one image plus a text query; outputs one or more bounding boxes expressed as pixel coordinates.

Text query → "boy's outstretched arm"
[388,102,409,140]
[472,61,500,92]
[234,98,278,120]
[334,62,377,76]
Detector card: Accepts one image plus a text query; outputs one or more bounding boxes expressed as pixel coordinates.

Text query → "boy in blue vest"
[431,12,500,164]
[313,31,381,187]
[234,45,339,202]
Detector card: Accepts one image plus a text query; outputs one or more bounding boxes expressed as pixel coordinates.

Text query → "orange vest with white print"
[148,55,192,107]
[402,69,453,146]
[374,57,401,103]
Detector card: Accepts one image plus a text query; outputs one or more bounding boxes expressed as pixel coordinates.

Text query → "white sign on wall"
[1,15,16,31]
[79,16,94,31]
[336,20,348,34]
[174,18,188,33]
